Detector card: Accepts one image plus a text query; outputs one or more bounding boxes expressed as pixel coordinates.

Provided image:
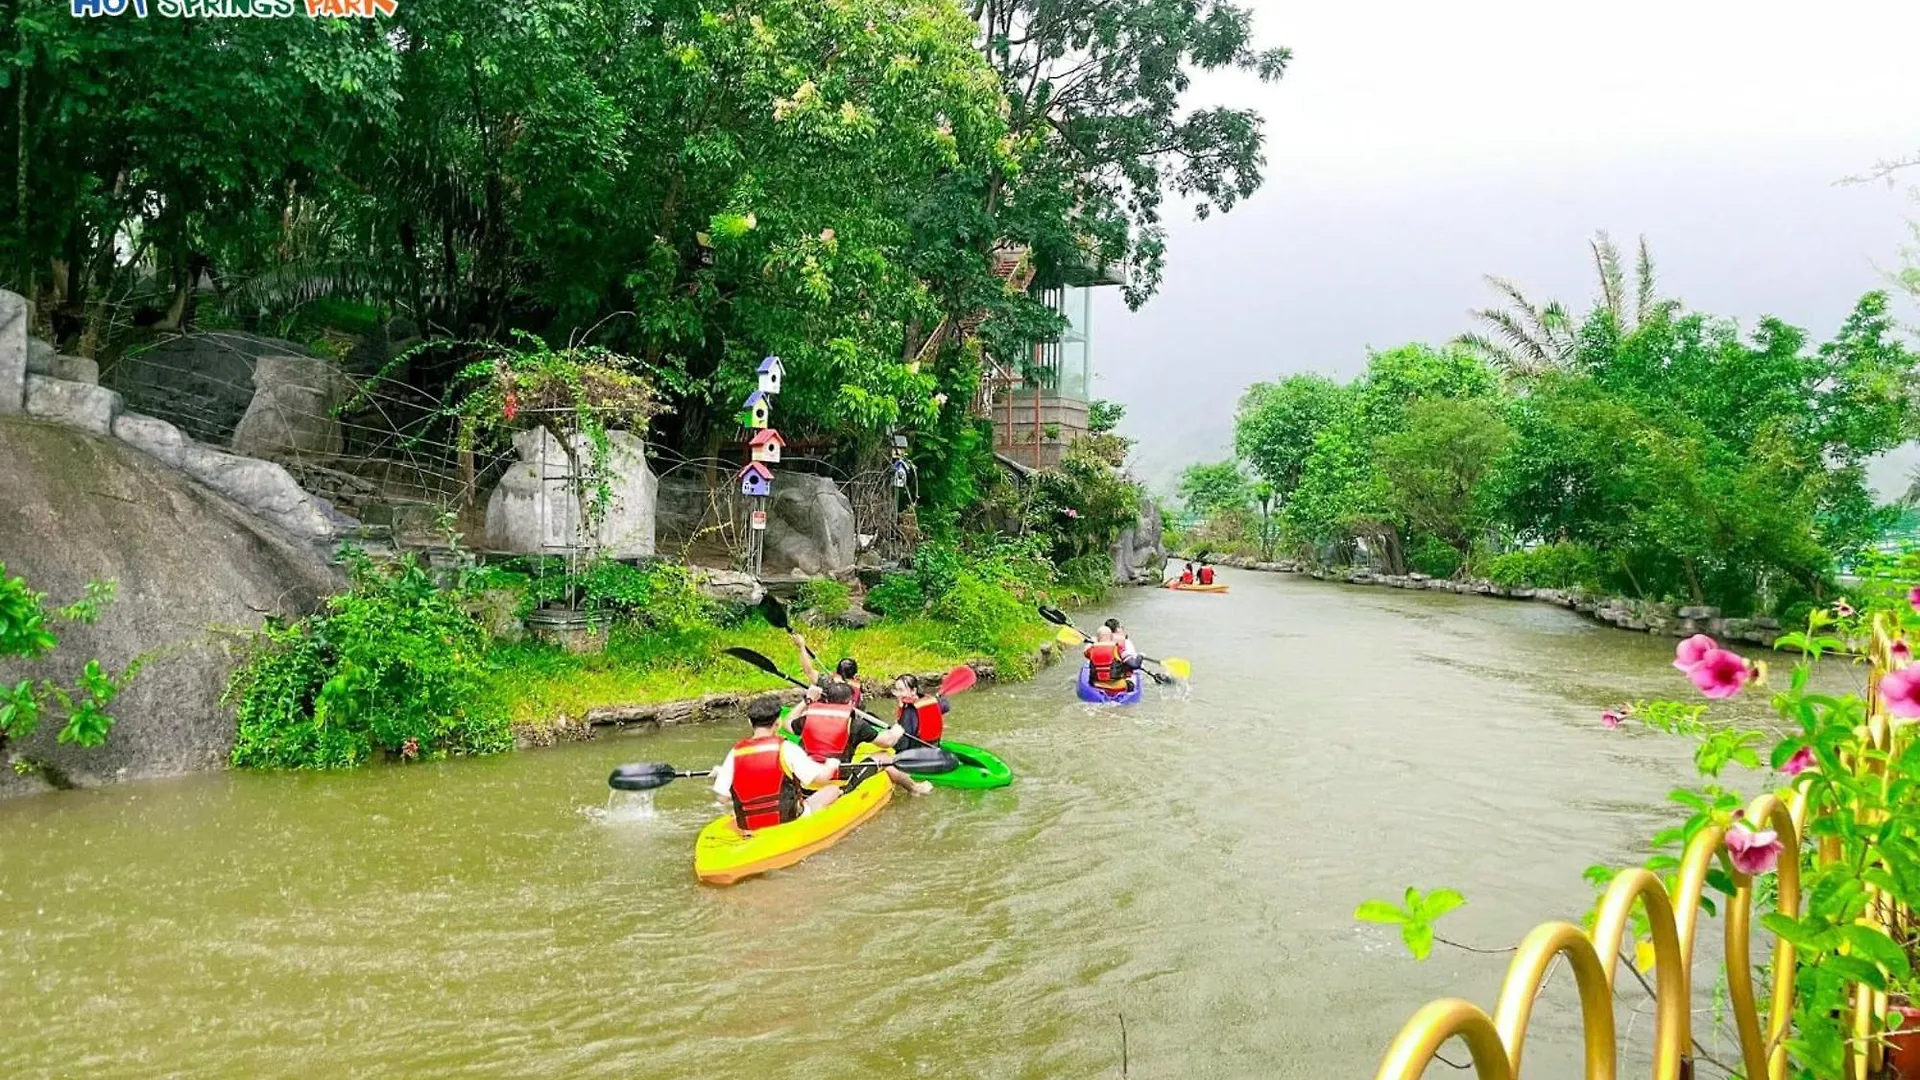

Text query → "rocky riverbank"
[1193,554,1784,649]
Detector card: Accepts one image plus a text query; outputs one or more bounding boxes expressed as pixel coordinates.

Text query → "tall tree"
[1233,373,1349,503]
[974,0,1289,306]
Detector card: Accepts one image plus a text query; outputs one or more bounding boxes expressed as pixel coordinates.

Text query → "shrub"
[0,566,131,751]
[469,558,718,634]
[1483,542,1601,591]
[226,554,511,769]
[863,573,924,618]
[795,578,852,622]
[1405,534,1464,579]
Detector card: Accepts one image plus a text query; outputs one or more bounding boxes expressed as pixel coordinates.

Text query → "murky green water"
[3,574,1788,1078]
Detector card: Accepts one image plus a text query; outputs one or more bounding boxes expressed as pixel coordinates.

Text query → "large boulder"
[177,444,339,542]
[1111,492,1167,586]
[0,289,25,413]
[484,427,656,558]
[101,331,311,444]
[762,472,856,577]
[230,352,348,460]
[25,374,121,436]
[0,417,340,794]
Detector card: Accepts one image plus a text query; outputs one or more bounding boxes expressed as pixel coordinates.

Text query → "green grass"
[489,617,1053,726]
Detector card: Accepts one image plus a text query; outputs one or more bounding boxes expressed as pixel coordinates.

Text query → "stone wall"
[1188,552,1784,649]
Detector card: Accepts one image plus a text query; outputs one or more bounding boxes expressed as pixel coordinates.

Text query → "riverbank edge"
[1180,553,1786,650]
[509,640,1064,750]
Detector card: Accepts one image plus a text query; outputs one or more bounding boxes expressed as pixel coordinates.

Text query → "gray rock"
[112,412,192,468]
[484,427,657,558]
[179,444,336,541]
[1508,587,1536,599]
[0,290,26,414]
[697,568,765,607]
[832,604,877,630]
[0,417,339,794]
[763,472,856,577]
[25,374,121,435]
[1110,491,1167,586]
[1754,616,1781,630]
[1677,605,1720,620]
[230,353,349,460]
[26,336,54,373]
[100,331,310,445]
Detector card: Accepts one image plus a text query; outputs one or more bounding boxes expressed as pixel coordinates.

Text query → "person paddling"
[1178,563,1196,586]
[889,673,946,746]
[1084,625,1142,696]
[711,695,844,831]
[792,632,863,707]
[1103,618,1140,664]
[1198,563,1216,586]
[789,680,932,795]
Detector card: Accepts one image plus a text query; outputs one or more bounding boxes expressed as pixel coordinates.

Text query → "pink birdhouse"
[739,461,774,498]
[749,429,786,464]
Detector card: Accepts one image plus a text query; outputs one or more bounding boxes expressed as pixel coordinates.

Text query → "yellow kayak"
[1166,581,1229,593]
[694,767,893,886]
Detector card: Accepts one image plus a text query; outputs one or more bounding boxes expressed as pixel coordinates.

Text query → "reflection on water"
[0,573,1800,1079]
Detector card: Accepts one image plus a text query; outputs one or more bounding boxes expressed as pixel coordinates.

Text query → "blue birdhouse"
[889,458,910,488]
[739,390,771,430]
[756,356,785,395]
[740,461,774,498]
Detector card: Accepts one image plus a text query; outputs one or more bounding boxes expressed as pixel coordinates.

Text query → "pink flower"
[1725,819,1782,876]
[1600,709,1623,729]
[1674,634,1718,672]
[1908,586,1920,613]
[1779,746,1815,777]
[1687,648,1751,699]
[1834,598,1855,618]
[1063,508,1079,519]
[1882,667,1920,718]
[819,228,835,243]
[1896,640,1913,665]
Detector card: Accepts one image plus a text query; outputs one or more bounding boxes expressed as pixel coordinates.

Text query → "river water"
[4,572,1786,1078]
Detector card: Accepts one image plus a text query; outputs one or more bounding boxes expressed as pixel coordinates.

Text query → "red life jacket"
[1179,570,1194,584]
[799,702,856,763]
[898,696,943,743]
[1086,642,1127,688]
[729,734,798,830]
[1199,566,1215,585]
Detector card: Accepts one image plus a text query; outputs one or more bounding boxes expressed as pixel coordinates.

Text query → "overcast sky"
[1096,0,1920,497]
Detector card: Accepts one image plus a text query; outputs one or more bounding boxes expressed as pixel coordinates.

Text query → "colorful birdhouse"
[756,355,785,395]
[749,428,786,464]
[739,461,774,498]
[738,390,771,430]
[889,458,910,488]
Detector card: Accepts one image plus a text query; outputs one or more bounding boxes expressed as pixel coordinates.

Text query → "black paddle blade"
[723,646,782,676]
[759,593,791,630]
[888,746,960,775]
[1037,605,1069,626]
[609,762,679,791]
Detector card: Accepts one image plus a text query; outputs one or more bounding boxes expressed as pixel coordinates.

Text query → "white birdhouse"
[756,355,785,395]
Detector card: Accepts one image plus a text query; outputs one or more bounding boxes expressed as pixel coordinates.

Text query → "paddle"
[1037,606,1191,683]
[609,746,960,791]
[720,648,977,751]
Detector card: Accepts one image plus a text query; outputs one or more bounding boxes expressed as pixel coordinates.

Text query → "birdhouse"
[749,428,786,464]
[891,433,909,460]
[739,461,774,498]
[756,355,785,395]
[889,458,910,488]
[738,390,771,430]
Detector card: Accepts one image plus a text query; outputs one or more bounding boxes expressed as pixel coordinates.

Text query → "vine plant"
[0,563,138,767]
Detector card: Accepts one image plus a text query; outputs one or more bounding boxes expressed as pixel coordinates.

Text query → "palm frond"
[1471,307,1551,370]
[1452,331,1529,376]
[1590,231,1624,324]
[1634,235,1657,328]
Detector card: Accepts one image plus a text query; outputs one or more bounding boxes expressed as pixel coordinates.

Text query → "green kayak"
[776,706,1013,790]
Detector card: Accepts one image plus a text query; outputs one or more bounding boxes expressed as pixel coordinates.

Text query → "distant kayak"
[1076,667,1145,705]
[1165,582,1229,593]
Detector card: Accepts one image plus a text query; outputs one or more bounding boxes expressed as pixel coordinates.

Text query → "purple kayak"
[1077,667,1145,705]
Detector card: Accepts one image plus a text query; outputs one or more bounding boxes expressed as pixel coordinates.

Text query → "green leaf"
[1418,888,1466,921]
[1839,925,1910,975]
[1823,953,1888,991]
[1354,900,1408,925]
[1401,922,1435,961]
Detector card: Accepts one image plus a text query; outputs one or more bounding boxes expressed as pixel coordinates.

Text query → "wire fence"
[97,332,914,570]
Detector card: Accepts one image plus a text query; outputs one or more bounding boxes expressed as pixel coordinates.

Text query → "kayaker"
[792,632,864,707]
[792,680,932,796]
[1103,618,1140,663]
[889,673,945,745]
[1084,626,1142,694]
[1198,563,1216,586]
[711,696,844,830]
[1178,563,1196,585]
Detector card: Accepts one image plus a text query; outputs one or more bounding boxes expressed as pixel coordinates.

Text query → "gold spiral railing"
[1373,643,1920,1080]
